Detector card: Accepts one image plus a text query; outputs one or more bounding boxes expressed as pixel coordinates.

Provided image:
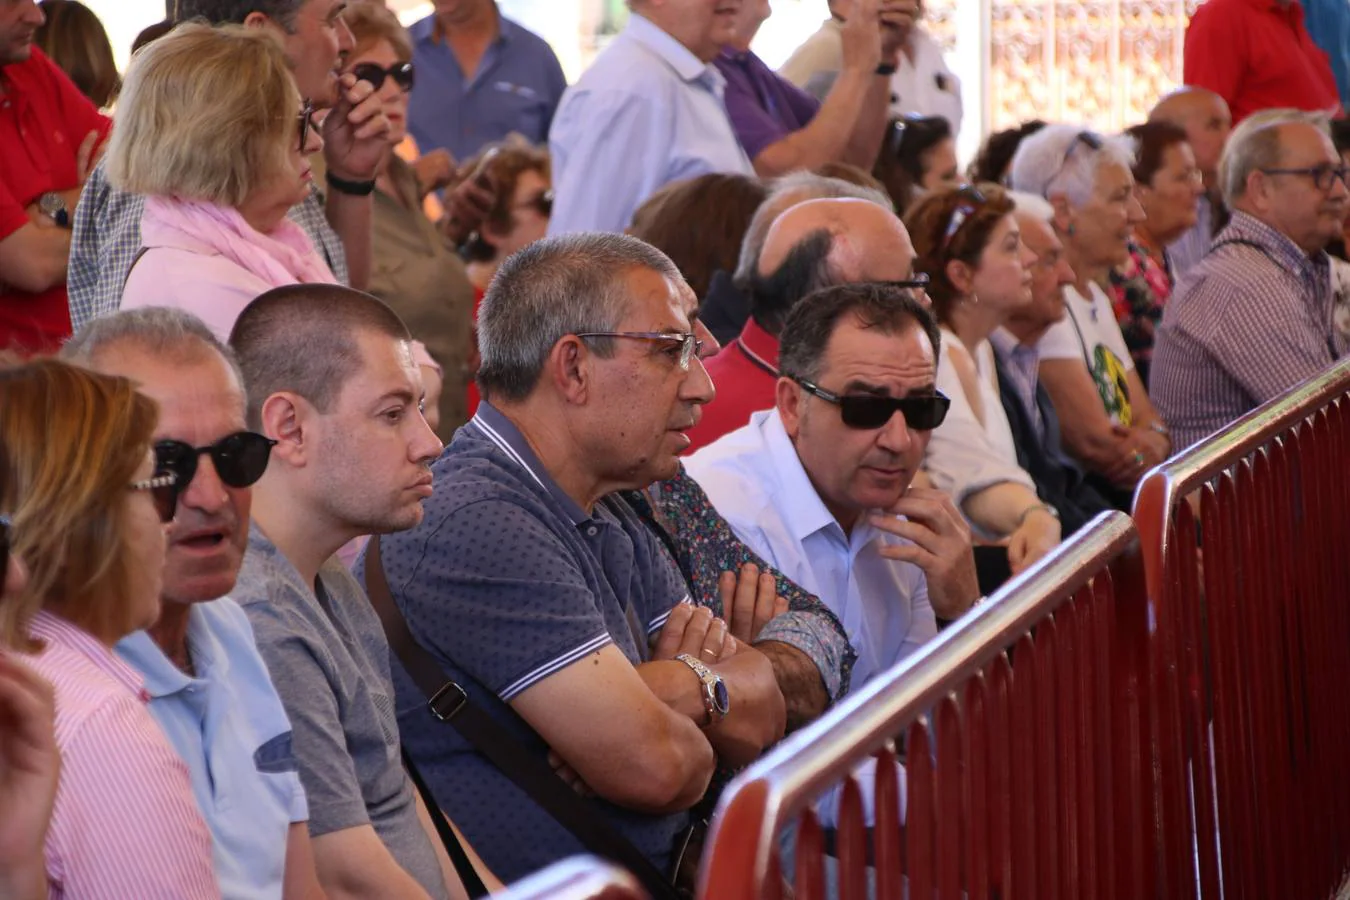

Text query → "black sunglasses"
[153,432,278,520]
[514,188,553,217]
[1259,164,1350,192]
[793,376,951,431]
[131,473,180,524]
[351,61,415,93]
[297,99,316,153]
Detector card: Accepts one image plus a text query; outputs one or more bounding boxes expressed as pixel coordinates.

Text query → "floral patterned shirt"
[1109,239,1173,385]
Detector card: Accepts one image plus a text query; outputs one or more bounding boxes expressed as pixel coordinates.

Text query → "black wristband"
[325,171,376,196]
[876,63,897,76]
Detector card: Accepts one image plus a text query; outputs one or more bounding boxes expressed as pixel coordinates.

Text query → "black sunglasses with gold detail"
[792,376,951,431]
[351,61,415,93]
[131,472,180,524]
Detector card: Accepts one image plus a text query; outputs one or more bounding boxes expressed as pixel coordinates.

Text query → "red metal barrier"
[1134,357,1350,900]
[697,511,1157,899]
[495,855,647,900]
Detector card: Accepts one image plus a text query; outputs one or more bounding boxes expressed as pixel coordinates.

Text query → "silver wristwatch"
[675,653,730,726]
[38,192,70,228]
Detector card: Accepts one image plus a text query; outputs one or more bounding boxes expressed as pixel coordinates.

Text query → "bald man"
[683,197,925,451]
[1149,87,1233,279]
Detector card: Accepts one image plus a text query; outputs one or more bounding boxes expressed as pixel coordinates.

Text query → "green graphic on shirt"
[1091,344,1133,427]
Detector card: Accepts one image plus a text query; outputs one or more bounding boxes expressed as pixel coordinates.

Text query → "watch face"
[712,680,730,715]
[39,193,63,215]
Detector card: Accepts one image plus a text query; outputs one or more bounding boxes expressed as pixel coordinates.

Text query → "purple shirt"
[715,48,821,161]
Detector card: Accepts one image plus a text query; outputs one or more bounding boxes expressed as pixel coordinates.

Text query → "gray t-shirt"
[235,526,448,899]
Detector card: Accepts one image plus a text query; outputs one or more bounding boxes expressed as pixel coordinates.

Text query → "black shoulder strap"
[363,537,683,900]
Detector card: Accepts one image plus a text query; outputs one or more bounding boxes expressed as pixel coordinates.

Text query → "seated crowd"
[1,0,1348,896]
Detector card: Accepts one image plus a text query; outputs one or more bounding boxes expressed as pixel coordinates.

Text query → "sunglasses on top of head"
[940,184,988,252]
[152,431,278,521]
[792,376,951,431]
[351,61,415,93]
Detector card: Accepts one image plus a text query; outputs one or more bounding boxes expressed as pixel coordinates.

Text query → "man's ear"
[777,376,804,439]
[241,11,270,29]
[260,392,307,467]
[547,336,591,405]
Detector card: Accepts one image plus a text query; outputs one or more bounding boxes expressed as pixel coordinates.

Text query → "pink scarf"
[142,195,337,287]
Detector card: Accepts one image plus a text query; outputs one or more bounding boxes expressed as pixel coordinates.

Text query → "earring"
[1065,223,1076,237]
[970,292,980,305]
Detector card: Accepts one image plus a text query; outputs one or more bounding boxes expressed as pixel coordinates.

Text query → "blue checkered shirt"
[68,162,349,331]
[1152,211,1346,451]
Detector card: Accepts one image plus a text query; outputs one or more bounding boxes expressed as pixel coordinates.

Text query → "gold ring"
[701,648,717,658]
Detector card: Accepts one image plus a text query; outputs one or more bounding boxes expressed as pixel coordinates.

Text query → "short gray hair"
[1009,124,1136,207]
[62,307,245,402]
[477,233,683,403]
[1218,108,1329,209]
[733,172,893,288]
[173,0,303,29]
[1008,190,1056,222]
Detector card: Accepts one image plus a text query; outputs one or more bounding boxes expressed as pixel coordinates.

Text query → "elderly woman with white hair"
[1008,124,1173,507]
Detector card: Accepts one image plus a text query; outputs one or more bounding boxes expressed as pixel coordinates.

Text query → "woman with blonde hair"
[0,359,219,898]
[109,23,332,341]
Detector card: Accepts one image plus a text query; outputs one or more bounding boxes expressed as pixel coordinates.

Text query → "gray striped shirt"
[1151,211,1345,451]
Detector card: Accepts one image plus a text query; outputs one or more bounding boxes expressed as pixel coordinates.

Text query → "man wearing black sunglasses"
[686,195,926,453]
[63,308,328,899]
[688,283,979,691]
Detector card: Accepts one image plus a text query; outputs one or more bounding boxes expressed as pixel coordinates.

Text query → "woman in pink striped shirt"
[0,359,220,899]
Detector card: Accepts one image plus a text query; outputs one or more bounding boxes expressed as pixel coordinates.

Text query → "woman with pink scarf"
[106,23,335,338]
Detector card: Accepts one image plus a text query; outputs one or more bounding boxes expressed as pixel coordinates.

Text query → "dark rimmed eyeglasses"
[792,376,951,431]
[513,189,553,218]
[940,184,988,252]
[1258,164,1350,192]
[297,99,317,153]
[153,432,278,522]
[351,61,415,93]
[575,331,705,371]
[1044,130,1103,195]
[131,472,180,524]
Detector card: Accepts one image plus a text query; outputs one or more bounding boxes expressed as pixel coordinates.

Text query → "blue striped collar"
[469,402,589,526]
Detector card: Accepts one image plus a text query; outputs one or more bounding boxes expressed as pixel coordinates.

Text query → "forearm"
[754,639,829,731]
[323,190,373,290]
[842,69,895,169]
[961,481,1046,537]
[0,224,71,293]
[639,654,786,768]
[412,793,503,900]
[753,67,873,177]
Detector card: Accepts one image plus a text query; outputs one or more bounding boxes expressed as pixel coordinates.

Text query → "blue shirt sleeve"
[548,86,673,235]
[381,497,616,701]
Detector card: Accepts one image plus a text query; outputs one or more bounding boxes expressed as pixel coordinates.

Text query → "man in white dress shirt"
[686,282,978,690]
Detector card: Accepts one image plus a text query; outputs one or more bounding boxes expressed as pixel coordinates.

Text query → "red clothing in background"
[466,285,485,417]
[1184,0,1339,123]
[0,48,110,353]
[684,317,781,454]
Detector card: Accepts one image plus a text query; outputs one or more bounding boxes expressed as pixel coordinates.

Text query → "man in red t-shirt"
[0,0,110,354]
[683,197,923,453]
[1184,0,1340,124]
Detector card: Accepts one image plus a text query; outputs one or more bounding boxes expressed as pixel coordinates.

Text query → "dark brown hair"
[904,182,1016,324]
[1125,120,1190,188]
[968,120,1047,185]
[627,172,768,299]
[36,0,120,108]
[462,141,552,264]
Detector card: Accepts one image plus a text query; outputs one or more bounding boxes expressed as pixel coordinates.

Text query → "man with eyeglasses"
[684,195,925,453]
[687,281,978,698]
[1153,109,1350,450]
[363,231,790,884]
[62,307,326,899]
